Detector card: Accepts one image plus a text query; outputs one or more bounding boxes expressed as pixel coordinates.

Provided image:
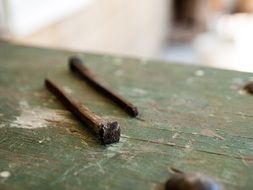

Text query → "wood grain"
[0,41,253,189]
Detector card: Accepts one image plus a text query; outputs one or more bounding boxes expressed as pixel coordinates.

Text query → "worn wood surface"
[0,41,253,190]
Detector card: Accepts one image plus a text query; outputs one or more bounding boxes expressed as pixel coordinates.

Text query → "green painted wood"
[0,41,253,190]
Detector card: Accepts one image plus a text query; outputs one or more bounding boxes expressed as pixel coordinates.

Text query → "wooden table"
[0,41,253,190]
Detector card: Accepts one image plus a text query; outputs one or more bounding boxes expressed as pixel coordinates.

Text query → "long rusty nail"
[69,56,139,117]
[45,78,120,144]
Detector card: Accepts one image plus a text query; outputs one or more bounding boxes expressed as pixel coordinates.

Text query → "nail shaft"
[45,78,120,144]
[69,57,138,117]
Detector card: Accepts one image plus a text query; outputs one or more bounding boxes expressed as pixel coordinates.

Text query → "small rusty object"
[165,172,221,190]
[243,81,253,94]
[69,56,138,117]
[45,78,120,144]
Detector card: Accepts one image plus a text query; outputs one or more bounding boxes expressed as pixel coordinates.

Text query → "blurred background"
[1,0,253,72]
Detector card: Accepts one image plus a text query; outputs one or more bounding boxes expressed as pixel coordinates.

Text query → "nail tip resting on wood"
[68,56,139,117]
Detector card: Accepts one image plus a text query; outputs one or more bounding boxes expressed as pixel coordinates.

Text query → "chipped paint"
[238,89,247,95]
[9,101,73,129]
[0,171,10,178]
[195,70,205,77]
[201,129,225,140]
[172,133,180,139]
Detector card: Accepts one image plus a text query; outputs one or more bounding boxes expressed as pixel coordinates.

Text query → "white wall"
[2,0,172,59]
[0,0,93,36]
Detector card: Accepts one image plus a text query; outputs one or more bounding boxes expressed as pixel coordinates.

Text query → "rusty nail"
[69,56,138,117]
[45,78,120,144]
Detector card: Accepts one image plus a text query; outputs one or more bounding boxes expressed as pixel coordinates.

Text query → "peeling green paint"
[0,42,253,190]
